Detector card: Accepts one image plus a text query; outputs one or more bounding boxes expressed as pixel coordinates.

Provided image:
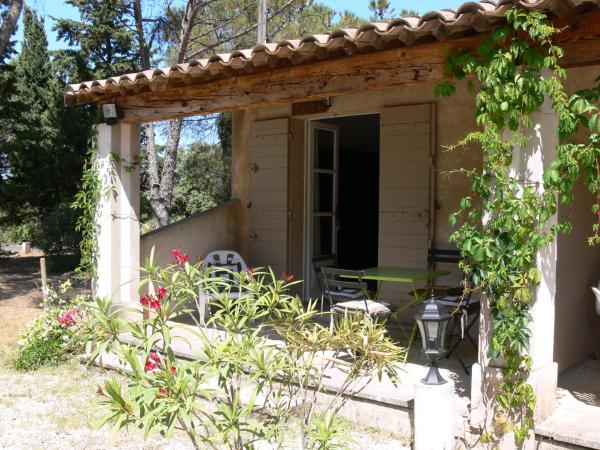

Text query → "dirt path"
[0,250,81,356]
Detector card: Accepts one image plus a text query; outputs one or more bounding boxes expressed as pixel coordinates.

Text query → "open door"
[304,121,339,299]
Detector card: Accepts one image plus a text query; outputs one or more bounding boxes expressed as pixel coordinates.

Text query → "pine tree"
[4,7,59,215]
[0,7,92,252]
[368,1,418,21]
[54,0,139,80]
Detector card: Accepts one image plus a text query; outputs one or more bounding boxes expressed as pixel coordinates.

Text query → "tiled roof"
[64,0,600,106]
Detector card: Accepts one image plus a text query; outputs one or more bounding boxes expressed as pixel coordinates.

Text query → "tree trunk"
[0,0,24,58]
[134,0,202,227]
[154,119,182,227]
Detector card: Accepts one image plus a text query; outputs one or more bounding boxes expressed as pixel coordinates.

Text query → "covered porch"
[65,1,600,447]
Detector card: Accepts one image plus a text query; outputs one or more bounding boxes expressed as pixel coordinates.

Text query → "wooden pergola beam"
[108,36,482,124]
[92,10,600,124]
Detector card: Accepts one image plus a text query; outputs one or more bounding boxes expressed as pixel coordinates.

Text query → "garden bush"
[15,280,89,371]
[87,248,405,449]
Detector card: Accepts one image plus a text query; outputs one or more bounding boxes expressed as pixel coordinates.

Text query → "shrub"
[0,204,80,254]
[15,280,89,371]
[87,248,405,449]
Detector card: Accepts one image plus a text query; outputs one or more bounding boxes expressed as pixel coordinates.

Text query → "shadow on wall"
[555,180,600,373]
[140,200,243,267]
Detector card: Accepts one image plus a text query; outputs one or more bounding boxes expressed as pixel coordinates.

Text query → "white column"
[517,98,559,422]
[470,98,559,437]
[95,123,141,307]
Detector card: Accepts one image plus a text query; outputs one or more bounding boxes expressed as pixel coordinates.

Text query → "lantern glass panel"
[417,319,427,351]
[426,320,439,348]
[438,319,448,350]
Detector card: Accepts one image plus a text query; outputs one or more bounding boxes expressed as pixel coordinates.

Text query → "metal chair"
[312,255,337,312]
[410,248,462,299]
[321,267,392,321]
[437,277,479,374]
[197,250,248,325]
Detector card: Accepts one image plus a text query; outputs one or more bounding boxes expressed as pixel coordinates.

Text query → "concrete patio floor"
[169,313,474,405]
[114,314,474,436]
[536,358,600,449]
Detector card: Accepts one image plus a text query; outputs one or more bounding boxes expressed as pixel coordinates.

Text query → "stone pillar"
[95,123,141,307]
[414,380,455,450]
[470,98,559,440]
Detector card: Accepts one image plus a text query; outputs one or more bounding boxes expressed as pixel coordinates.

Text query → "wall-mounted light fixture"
[322,97,333,108]
[102,103,119,125]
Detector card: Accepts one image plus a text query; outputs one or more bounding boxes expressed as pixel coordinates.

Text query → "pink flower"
[145,360,158,372]
[281,273,294,283]
[246,267,254,277]
[145,352,161,372]
[141,294,161,310]
[171,249,189,266]
[157,287,167,299]
[58,309,77,326]
[170,365,176,375]
[149,299,161,310]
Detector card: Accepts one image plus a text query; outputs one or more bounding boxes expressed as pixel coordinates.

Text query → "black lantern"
[414,293,452,385]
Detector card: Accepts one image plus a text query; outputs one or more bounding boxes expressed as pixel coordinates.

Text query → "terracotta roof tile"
[64,0,600,105]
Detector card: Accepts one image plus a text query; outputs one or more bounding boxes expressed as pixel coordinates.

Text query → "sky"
[14,0,469,51]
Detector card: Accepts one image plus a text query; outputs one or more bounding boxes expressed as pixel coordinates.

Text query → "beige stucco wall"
[140,200,242,267]
[228,65,600,370]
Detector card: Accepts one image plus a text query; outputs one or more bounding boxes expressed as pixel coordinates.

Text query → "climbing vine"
[72,135,102,279]
[436,7,600,444]
[72,136,120,279]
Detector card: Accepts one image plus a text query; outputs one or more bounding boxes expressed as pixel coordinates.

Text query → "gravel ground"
[0,359,194,449]
[0,358,408,449]
[0,251,408,449]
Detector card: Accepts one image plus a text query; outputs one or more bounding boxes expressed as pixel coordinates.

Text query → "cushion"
[333,299,392,317]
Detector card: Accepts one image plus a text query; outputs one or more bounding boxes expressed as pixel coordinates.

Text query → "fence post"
[40,257,48,299]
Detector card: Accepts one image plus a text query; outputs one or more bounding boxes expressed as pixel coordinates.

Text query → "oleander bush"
[87,247,405,450]
[15,280,89,371]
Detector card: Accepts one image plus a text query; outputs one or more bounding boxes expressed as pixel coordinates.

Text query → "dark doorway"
[321,114,379,270]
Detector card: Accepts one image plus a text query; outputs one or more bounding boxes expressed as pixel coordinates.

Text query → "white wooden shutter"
[250,118,289,276]
[378,104,435,303]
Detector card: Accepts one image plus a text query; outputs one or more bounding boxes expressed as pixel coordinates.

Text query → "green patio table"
[343,266,451,362]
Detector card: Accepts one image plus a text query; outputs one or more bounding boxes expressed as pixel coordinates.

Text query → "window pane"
[313,216,333,257]
[314,173,334,213]
[314,128,334,170]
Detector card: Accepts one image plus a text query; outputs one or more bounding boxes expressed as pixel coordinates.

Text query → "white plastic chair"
[197,250,248,325]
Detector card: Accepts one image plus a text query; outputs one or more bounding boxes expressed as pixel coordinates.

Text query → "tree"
[137,0,205,228]
[0,0,23,59]
[0,7,92,252]
[368,0,417,21]
[336,9,364,28]
[170,142,231,221]
[54,0,139,80]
